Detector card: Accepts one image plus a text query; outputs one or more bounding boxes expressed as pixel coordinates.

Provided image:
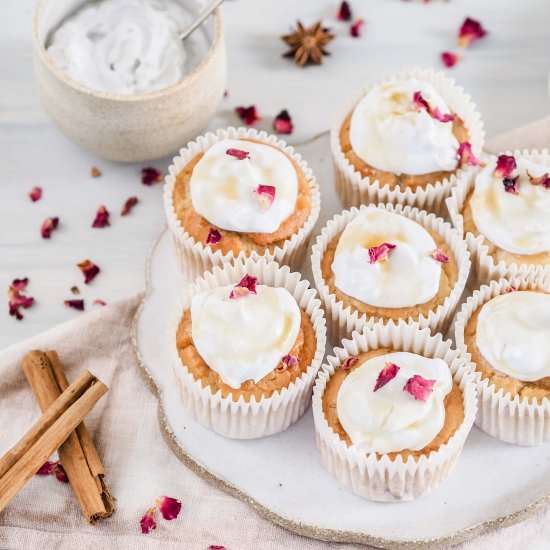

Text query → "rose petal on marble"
[8,277,34,321]
[235,105,260,126]
[337,1,352,21]
[77,259,101,284]
[350,18,364,37]
[41,217,59,239]
[441,51,459,68]
[432,249,450,263]
[527,170,550,189]
[206,228,222,245]
[273,110,293,134]
[282,354,299,367]
[140,508,157,534]
[121,196,139,216]
[494,154,517,178]
[156,496,182,521]
[503,176,520,195]
[64,299,85,311]
[253,184,276,211]
[341,356,358,371]
[506,285,518,293]
[458,17,487,48]
[226,148,251,160]
[92,205,110,228]
[90,166,102,178]
[29,186,42,202]
[457,141,479,167]
[36,461,58,476]
[367,243,396,264]
[141,167,163,186]
[373,362,400,392]
[53,463,69,483]
[93,299,107,306]
[403,374,435,401]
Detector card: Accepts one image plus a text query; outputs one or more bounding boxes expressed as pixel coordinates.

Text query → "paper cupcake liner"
[331,67,485,217]
[446,149,550,287]
[164,127,321,280]
[455,276,550,445]
[311,202,471,344]
[168,257,327,439]
[312,321,477,502]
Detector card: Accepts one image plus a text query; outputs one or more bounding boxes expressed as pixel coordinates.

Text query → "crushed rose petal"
[341,356,358,370]
[503,176,520,195]
[64,299,85,311]
[282,354,299,367]
[457,141,479,166]
[70,285,80,295]
[458,17,488,49]
[527,171,550,189]
[494,154,516,178]
[350,18,364,38]
[206,228,221,245]
[121,196,139,216]
[141,167,163,185]
[36,461,69,483]
[229,274,258,299]
[92,205,110,228]
[156,496,182,521]
[506,286,518,293]
[253,184,276,211]
[337,1,352,21]
[373,362,400,392]
[93,299,107,306]
[368,243,396,264]
[403,374,435,401]
[432,249,450,263]
[140,508,157,534]
[226,148,250,160]
[29,186,42,202]
[209,546,226,550]
[273,109,293,134]
[441,51,459,68]
[77,259,100,284]
[8,278,34,320]
[90,166,102,178]
[413,91,455,123]
[235,105,260,126]
[41,217,59,239]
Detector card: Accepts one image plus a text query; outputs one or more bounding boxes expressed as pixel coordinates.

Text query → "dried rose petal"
[70,285,80,295]
[93,299,107,306]
[53,464,69,483]
[441,51,459,68]
[413,91,455,123]
[373,362,400,392]
[494,154,516,178]
[226,148,250,160]
[432,249,450,264]
[273,110,293,134]
[527,171,550,189]
[458,17,488,49]
[41,217,59,239]
[206,228,221,245]
[403,374,435,401]
[141,167,163,186]
[140,508,157,534]
[90,166,102,178]
[367,243,396,264]
[229,274,258,299]
[235,105,260,126]
[29,186,42,202]
[503,176,520,195]
[92,205,110,228]
[254,184,276,211]
[64,299,85,311]
[432,108,456,123]
[506,285,518,293]
[457,141,479,167]
[77,259,100,284]
[121,196,138,216]
[337,1,352,21]
[156,496,182,521]
[209,546,226,550]
[341,356,358,371]
[350,18,364,38]
[8,277,34,321]
[36,461,57,475]
[282,354,299,367]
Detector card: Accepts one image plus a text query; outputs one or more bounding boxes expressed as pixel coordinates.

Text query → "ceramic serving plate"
[132,133,550,548]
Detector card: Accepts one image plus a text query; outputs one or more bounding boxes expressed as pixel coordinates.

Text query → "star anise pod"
[282,21,334,66]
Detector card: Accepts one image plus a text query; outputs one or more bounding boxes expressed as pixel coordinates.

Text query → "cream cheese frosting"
[476,291,550,382]
[336,351,453,453]
[349,79,459,175]
[190,139,299,234]
[331,208,443,308]
[470,157,550,255]
[190,283,301,389]
[47,0,210,95]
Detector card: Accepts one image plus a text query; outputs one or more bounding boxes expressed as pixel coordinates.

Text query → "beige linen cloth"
[1,119,550,550]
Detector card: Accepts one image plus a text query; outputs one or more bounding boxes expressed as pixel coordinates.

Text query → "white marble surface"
[1,0,550,349]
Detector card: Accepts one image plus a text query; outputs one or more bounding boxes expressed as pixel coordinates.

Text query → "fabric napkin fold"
[1,117,550,550]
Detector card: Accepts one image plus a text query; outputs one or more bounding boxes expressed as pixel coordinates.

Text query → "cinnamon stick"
[0,372,107,513]
[21,351,114,523]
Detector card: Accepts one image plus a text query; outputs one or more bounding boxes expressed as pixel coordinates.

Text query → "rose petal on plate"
[337,1,352,21]
[441,51,459,68]
[156,496,182,521]
[350,18,364,37]
[494,154,517,178]
[41,217,59,239]
[90,166,102,178]
[367,243,396,264]
[140,508,157,534]
[282,354,299,367]
[457,141,479,166]
[373,362,400,392]
[141,167,163,186]
[8,278,34,321]
[432,249,450,263]
[253,185,276,211]
[341,356,358,370]
[226,148,251,160]
[273,110,293,134]
[458,17,488,48]
[64,299,85,311]
[121,196,139,216]
[92,205,110,228]
[235,105,260,126]
[403,374,436,401]
[29,186,42,202]
[527,171,550,189]
[206,228,222,245]
[77,259,101,284]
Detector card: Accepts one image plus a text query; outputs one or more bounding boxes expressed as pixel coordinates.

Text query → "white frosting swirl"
[331,208,442,308]
[190,139,299,234]
[337,351,453,454]
[476,291,550,382]
[47,0,210,95]
[190,284,301,389]
[471,157,550,255]
[349,79,459,175]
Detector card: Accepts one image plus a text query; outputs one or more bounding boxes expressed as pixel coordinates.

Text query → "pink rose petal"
[367,243,396,264]
[121,196,139,216]
[350,18,364,38]
[156,496,182,521]
[413,91,455,123]
[235,105,260,126]
[92,205,110,228]
[494,154,516,178]
[8,278,34,321]
[41,217,59,239]
[273,110,293,134]
[229,274,258,299]
[93,299,107,306]
[527,171,550,189]
[373,362,400,392]
[336,1,352,21]
[282,354,299,367]
[141,167,163,186]
[140,508,157,534]
[253,184,276,211]
[458,17,488,49]
[441,51,459,68]
[77,259,100,284]
[432,249,450,263]
[29,186,42,202]
[431,107,456,123]
[341,356,358,371]
[403,374,435,401]
[209,546,226,550]
[457,141,479,166]
[502,176,520,195]
[206,228,222,245]
[506,285,518,293]
[226,148,251,160]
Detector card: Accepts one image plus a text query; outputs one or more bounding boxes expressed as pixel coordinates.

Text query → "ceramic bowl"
[32,0,226,162]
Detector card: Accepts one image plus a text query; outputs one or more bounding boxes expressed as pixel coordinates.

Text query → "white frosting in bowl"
[190,283,301,389]
[331,208,443,308]
[336,351,453,454]
[470,157,550,255]
[46,0,210,95]
[476,291,550,382]
[190,139,299,234]
[349,79,460,175]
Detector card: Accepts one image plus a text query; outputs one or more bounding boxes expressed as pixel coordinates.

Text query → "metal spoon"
[179,0,225,41]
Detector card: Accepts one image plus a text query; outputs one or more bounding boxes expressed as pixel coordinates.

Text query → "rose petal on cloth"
[53,464,69,483]
[282,354,299,367]
[403,374,436,401]
[141,167,163,186]
[458,17,488,48]
[8,277,34,321]
[29,186,42,202]
[77,259,100,284]
[432,249,450,263]
[350,18,364,38]
[90,166,102,178]
[273,110,293,134]
[206,228,221,245]
[92,205,110,228]
[457,141,479,166]
[373,362,400,392]
[341,356,358,370]
[121,196,138,216]
[229,275,258,299]
[36,461,57,476]
[40,217,59,239]
[527,171,550,189]
[64,299,85,311]
[253,185,276,211]
[140,508,157,534]
[226,148,251,160]
[441,51,459,68]
[336,1,352,21]
[156,496,182,521]
[235,105,260,126]
[494,154,517,178]
[367,243,396,264]
[503,176,520,195]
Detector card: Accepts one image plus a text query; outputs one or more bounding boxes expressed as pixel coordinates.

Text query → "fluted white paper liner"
[164,127,321,280]
[169,258,327,439]
[455,276,550,445]
[331,67,485,216]
[312,321,477,501]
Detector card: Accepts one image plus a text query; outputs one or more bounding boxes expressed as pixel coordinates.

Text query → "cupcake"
[312,321,477,501]
[455,276,550,445]
[170,258,326,439]
[447,150,550,284]
[311,203,470,342]
[331,67,484,215]
[164,127,320,279]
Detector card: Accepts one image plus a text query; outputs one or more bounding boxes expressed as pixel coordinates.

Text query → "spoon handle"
[179,0,225,41]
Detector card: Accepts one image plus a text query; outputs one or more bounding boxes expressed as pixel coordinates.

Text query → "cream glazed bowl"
[32,0,226,162]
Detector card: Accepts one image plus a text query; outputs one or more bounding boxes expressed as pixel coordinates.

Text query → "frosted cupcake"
[455,277,550,445]
[332,68,484,215]
[164,128,320,278]
[311,203,470,342]
[447,150,550,284]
